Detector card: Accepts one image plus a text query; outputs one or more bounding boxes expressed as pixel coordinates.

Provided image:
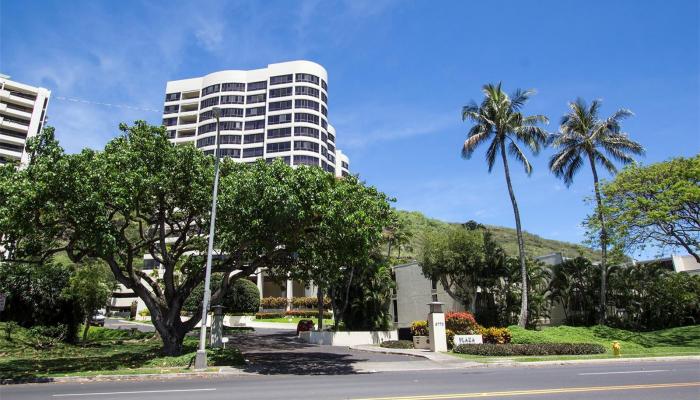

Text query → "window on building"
[165,92,181,102]
[246,106,266,117]
[294,99,319,111]
[342,161,349,169]
[266,156,291,165]
[321,79,328,91]
[267,127,292,139]
[294,112,319,124]
[218,148,241,158]
[221,82,245,92]
[221,95,244,104]
[294,140,319,153]
[328,132,335,142]
[328,143,335,153]
[244,119,265,130]
[294,126,319,138]
[220,121,243,131]
[321,105,327,116]
[242,147,264,158]
[244,133,264,144]
[197,136,216,148]
[270,74,293,85]
[267,141,291,153]
[220,134,242,144]
[162,117,177,126]
[247,81,267,91]
[268,113,292,125]
[164,105,179,114]
[269,100,292,111]
[200,97,220,109]
[295,86,319,98]
[293,155,319,166]
[269,87,293,98]
[246,93,266,104]
[202,84,220,96]
[295,73,319,85]
[321,92,328,104]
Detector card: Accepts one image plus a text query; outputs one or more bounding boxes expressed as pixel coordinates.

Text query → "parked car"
[90,311,106,327]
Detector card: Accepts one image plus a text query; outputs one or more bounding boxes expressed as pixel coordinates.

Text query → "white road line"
[578,369,670,376]
[52,388,216,397]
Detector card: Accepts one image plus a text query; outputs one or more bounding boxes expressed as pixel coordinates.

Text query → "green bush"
[260,297,288,309]
[290,296,331,309]
[479,327,512,344]
[183,276,261,313]
[228,279,260,313]
[255,312,285,319]
[380,340,414,349]
[285,310,332,318]
[453,343,606,356]
[3,321,19,341]
[411,320,429,336]
[138,309,150,317]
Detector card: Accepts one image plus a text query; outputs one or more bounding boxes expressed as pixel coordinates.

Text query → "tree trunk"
[82,317,91,343]
[387,241,393,260]
[161,330,185,356]
[317,286,324,331]
[588,155,608,324]
[500,141,529,328]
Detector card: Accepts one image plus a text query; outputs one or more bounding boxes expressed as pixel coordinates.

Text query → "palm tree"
[461,83,549,328]
[549,98,644,324]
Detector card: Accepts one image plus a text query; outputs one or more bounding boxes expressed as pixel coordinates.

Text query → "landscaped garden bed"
[453,343,605,356]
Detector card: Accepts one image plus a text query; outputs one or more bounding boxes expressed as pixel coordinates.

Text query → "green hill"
[396,210,601,262]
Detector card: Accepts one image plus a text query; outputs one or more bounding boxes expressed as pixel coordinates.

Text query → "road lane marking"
[352,382,700,400]
[578,369,670,375]
[53,388,216,397]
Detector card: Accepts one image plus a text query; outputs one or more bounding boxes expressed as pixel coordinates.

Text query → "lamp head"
[212,107,221,118]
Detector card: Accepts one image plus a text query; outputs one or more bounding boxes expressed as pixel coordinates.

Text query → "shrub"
[255,312,285,319]
[27,325,70,349]
[138,309,150,317]
[445,312,480,334]
[453,343,606,356]
[296,319,314,335]
[291,296,331,309]
[228,279,260,313]
[446,329,455,349]
[260,297,288,309]
[380,340,414,349]
[285,310,332,319]
[3,321,19,341]
[479,327,512,344]
[410,320,429,336]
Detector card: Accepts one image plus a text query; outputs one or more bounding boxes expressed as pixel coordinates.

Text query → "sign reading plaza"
[454,335,483,345]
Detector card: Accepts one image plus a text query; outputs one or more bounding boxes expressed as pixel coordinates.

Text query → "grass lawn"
[0,323,244,381]
[449,324,700,363]
[255,316,334,326]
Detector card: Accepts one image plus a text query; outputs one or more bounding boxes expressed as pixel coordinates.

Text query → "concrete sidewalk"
[351,344,700,369]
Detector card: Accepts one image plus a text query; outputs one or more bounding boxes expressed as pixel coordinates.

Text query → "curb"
[1,368,252,385]
[351,346,700,369]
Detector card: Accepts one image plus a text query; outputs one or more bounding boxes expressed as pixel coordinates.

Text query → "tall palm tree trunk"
[588,154,607,324]
[500,142,529,328]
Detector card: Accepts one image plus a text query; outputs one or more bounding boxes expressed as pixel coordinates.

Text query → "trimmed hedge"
[255,310,332,319]
[380,340,414,349]
[445,312,480,334]
[290,296,331,310]
[260,297,288,309]
[453,343,606,356]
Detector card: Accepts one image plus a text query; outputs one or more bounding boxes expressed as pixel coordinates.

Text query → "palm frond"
[508,140,533,175]
[462,125,492,159]
[485,137,500,172]
[593,151,618,175]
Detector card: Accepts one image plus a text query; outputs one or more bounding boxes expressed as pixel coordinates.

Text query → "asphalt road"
[2,360,698,400]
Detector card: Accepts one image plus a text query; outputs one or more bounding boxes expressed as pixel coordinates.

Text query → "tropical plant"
[461,83,549,327]
[63,260,115,342]
[599,155,699,262]
[549,98,644,323]
[548,257,599,325]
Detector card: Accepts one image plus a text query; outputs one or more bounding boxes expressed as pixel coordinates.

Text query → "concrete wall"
[391,261,463,328]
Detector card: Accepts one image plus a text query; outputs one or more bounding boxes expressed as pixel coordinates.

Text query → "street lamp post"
[195,106,222,369]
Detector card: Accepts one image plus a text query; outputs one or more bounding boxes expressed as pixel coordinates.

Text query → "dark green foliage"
[549,257,600,326]
[607,264,700,331]
[453,343,606,356]
[0,261,82,343]
[380,340,414,349]
[183,276,260,314]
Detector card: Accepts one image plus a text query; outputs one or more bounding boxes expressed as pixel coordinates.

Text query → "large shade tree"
[461,83,549,327]
[0,122,392,354]
[600,155,699,262]
[549,99,644,322]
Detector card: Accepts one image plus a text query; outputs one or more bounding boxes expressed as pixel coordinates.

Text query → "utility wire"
[54,96,160,113]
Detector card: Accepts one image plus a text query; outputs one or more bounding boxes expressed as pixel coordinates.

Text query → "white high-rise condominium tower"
[162,60,349,176]
[0,74,51,166]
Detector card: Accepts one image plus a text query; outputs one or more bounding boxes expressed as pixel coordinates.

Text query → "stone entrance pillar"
[427,302,447,352]
[210,305,225,348]
[256,268,264,300]
[286,276,293,311]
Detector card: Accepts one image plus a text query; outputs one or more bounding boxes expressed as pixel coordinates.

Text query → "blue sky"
[2,0,698,257]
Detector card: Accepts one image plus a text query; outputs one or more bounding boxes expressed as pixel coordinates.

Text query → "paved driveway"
[229,328,419,375]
